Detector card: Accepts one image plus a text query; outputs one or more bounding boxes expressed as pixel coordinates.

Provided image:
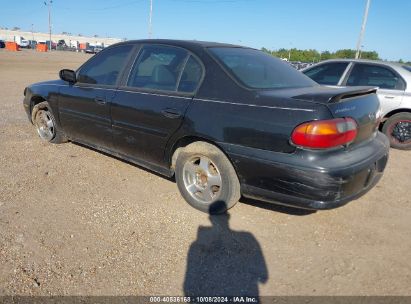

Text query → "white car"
[20,40,29,48]
[303,59,411,150]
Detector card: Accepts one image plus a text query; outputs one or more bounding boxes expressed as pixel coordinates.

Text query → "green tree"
[261,47,380,62]
[361,51,379,60]
[321,51,332,60]
[334,49,356,59]
[261,47,270,54]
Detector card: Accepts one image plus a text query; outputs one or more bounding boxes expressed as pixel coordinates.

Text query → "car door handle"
[384,96,395,99]
[161,109,182,119]
[94,97,106,105]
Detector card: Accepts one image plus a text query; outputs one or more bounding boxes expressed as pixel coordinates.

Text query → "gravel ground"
[0,49,410,296]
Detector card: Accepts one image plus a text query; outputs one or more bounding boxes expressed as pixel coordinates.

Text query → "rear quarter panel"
[172,96,333,154]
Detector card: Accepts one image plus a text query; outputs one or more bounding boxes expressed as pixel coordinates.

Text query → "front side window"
[209,47,316,89]
[127,45,188,91]
[77,44,133,85]
[347,64,405,90]
[303,62,349,85]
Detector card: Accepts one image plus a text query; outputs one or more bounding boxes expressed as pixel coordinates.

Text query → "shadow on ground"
[184,208,268,297]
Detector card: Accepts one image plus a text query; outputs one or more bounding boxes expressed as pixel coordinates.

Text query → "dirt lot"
[0,49,410,296]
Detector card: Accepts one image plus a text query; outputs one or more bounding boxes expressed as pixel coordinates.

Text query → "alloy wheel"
[390,120,411,145]
[182,155,222,204]
[34,109,55,141]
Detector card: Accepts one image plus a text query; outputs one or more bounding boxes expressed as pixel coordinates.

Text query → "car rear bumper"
[221,132,389,210]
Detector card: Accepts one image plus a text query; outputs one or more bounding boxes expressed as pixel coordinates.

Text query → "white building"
[0,29,122,47]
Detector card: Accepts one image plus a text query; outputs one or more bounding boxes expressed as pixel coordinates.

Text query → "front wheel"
[31,101,67,144]
[382,113,411,150]
[175,142,241,214]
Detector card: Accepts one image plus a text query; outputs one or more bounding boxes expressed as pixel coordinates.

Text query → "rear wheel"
[31,101,67,144]
[382,113,411,150]
[175,142,241,214]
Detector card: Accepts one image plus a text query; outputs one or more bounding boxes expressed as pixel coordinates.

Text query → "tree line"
[261,47,410,65]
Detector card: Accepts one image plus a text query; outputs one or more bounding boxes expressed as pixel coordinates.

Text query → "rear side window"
[347,64,405,90]
[77,45,133,85]
[127,45,188,91]
[303,62,349,85]
[178,56,203,92]
[209,47,316,89]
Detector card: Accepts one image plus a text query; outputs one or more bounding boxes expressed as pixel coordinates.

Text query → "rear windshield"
[209,47,316,89]
[403,65,411,73]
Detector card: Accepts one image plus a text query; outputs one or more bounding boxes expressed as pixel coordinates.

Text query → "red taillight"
[291,118,358,149]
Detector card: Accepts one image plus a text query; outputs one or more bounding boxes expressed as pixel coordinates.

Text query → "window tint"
[127,45,188,91]
[303,62,349,85]
[347,64,405,90]
[209,47,316,89]
[78,45,133,85]
[178,56,203,92]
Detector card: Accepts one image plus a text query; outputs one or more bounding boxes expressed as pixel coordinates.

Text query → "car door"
[303,62,351,86]
[111,44,204,168]
[344,63,405,116]
[59,44,135,149]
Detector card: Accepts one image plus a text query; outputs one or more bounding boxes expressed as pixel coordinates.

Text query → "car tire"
[31,101,67,144]
[175,142,241,214]
[382,113,411,150]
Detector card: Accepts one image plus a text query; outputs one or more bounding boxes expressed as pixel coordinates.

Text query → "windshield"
[209,47,317,89]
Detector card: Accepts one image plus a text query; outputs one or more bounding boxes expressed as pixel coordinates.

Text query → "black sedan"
[23,40,389,214]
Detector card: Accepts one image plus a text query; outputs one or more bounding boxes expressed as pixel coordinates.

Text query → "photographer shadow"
[183,205,268,297]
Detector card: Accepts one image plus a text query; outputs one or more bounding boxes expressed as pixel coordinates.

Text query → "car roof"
[115,39,247,50]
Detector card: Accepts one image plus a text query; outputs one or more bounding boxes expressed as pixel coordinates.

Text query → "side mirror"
[59,69,76,84]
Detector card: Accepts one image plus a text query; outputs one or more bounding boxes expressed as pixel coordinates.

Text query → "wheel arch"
[383,108,411,119]
[29,95,47,120]
[168,135,240,178]
[380,108,411,130]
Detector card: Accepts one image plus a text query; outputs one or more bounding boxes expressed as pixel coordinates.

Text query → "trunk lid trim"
[292,86,377,103]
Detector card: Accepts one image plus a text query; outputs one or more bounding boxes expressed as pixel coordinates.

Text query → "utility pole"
[31,24,34,41]
[355,0,371,59]
[148,0,153,38]
[359,44,364,59]
[44,0,53,51]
